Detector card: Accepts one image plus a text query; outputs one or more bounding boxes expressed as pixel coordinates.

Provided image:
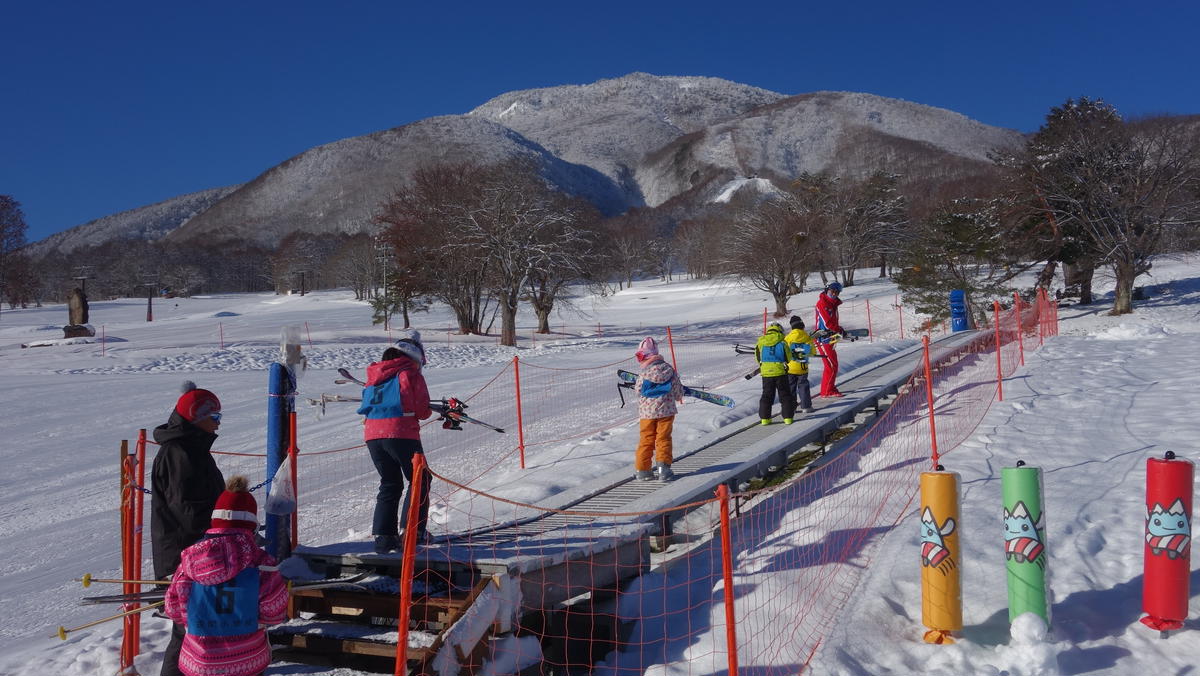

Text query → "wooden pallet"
[270,574,497,675]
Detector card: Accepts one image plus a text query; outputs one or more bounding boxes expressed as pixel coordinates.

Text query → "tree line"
[4,98,1197,336]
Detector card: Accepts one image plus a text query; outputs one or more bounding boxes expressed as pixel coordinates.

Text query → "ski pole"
[56,601,165,640]
[78,574,170,587]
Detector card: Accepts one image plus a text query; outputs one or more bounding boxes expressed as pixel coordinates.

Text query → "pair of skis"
[733,343,827,380]
[733,329,867,380]
[81,571,373,605]
[615,369,735,408]
[312,368,505,433]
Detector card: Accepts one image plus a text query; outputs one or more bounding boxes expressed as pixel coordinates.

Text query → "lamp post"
[140,274,158,322]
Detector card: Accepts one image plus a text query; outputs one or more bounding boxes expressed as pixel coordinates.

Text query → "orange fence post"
[922,336,940,468]
[1036,289,1045,347]
[219,322,224,349]
[866,298,874,342]
[118,439,134,672]
[666,326,678,373]
[133,430,147,654]
[1013,293,1025,366]
[994,300,1003,402]
[716,484,740,676]
[288,411,299,548]
[513,356,526,470]
[762,307,767,334]
[393,455,427,676]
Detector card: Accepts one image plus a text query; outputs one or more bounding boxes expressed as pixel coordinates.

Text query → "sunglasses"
[209,412,222,423]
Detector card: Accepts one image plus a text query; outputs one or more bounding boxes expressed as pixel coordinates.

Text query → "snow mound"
[1090,322,1171,341]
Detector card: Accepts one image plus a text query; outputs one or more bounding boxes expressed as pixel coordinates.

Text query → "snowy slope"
[1,258,1198,675]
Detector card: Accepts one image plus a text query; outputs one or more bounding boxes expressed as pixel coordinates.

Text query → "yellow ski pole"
[55,601,165,640]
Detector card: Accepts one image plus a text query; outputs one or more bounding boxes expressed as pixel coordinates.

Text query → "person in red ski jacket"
[164,476,287,676]
[813,281,845,397]
[357,329,433,553]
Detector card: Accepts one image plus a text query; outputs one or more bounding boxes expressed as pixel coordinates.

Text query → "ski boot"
[654,463,675,482]
[373,533,399,554]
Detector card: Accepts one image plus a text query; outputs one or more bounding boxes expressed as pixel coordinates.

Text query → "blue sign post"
[950,290,970,332]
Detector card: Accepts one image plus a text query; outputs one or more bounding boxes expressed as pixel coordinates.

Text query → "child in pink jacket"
[164,476,287,676]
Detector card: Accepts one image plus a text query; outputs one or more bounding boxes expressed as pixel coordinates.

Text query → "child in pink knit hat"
[633,337,684,482]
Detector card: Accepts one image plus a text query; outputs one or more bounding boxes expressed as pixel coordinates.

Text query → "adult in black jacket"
[151,382,225,676]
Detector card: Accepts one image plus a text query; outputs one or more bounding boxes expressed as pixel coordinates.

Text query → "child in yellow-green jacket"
[785,315,817,413]
[755,322,800,424]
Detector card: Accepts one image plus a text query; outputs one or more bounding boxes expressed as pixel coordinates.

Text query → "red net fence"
[113,290,1057,674]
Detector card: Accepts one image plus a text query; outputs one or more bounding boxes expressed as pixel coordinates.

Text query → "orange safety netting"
[116,293,1057,674]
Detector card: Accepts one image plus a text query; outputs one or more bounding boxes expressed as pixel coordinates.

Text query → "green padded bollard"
[1002,463,1049,626]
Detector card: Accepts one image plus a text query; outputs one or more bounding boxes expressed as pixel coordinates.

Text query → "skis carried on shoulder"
[81,589,166,605]
[336,367,366,386]
[323,370,506,433]
[81,572,374,604]
[306,393,361,418]
[431,398,505,433]
[615,369,735,408]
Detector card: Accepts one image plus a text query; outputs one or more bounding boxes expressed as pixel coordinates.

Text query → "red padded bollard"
[1140,451,1194,632]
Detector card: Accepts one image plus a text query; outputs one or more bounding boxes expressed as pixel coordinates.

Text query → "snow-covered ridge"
[30,73,1024,254]
[21,184,241,257]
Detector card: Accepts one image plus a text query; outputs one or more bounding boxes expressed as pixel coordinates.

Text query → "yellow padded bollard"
[920,470,963,643]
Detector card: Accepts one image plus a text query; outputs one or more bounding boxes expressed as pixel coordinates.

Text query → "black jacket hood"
[153,410,218,449]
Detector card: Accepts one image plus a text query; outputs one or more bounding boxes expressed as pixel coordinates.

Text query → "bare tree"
[526,198,602,334]
[1,253,37,308]
[721,191,820,316]
[455,161,596,346]
[1029,108,1200,314]
[377,164,493,335]
[1,196,29,310]
[827,171,908,286]
[674,208,728,279]
[323,234,378,300]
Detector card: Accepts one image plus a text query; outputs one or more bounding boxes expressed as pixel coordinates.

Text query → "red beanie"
[211,476,257,530]
[176,381,221,422]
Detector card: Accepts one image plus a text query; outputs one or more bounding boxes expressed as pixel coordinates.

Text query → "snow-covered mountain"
[165,115,627,248]
[468,72,786,204]
[29,73,1025,254]
[21,185,241,257]
[637,91,1026,206]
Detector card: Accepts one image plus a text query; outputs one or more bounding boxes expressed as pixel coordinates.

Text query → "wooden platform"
[270,574,502,674]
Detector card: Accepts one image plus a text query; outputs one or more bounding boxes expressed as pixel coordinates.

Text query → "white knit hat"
[394,329,426,366]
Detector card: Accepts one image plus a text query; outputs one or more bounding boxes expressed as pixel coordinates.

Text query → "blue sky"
[4,0,1198,243]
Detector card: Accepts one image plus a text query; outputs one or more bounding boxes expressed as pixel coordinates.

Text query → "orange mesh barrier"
[120,295,1057,673]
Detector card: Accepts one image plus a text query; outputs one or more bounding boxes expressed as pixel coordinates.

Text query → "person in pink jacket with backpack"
[357,330,433,553]
[164,476,287,676]
[633,337,685,482]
